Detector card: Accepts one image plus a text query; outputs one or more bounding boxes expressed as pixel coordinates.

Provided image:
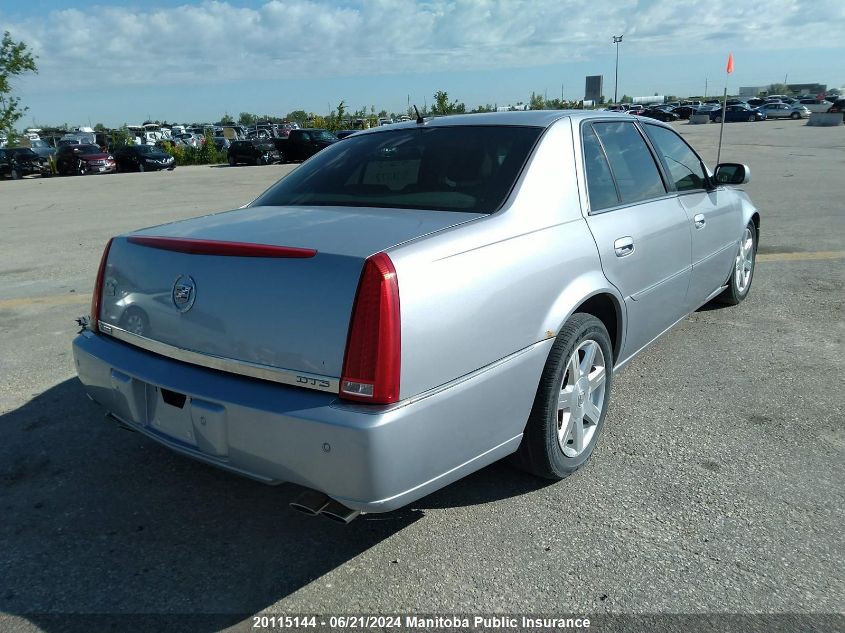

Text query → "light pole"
[613,35,623,104]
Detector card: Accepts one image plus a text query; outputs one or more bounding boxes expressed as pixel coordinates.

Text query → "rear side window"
[253,126,543,213]
[591,122,666,204]
[643,124,708,192]
[582,125,619,211]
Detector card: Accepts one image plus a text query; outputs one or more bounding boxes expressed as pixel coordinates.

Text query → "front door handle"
[614,236,635,257]
[694,213,706,229]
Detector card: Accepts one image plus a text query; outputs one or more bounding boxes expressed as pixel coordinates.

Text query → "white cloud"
[4,0,843,89]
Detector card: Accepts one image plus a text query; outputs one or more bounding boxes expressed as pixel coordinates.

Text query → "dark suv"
[0,147,51,179]
[227,140,280,166]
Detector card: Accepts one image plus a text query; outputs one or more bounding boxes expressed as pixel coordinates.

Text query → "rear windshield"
[253,125,543,213]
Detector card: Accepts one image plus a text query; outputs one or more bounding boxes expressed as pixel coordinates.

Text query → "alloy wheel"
[735,227,754,294]
[557,339,607,458]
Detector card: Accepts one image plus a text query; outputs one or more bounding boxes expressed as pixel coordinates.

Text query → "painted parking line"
[757,250,845,262]
[0,293,90,310]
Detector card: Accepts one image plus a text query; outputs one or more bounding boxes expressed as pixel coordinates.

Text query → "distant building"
[739,86,766,97]
[584,75,603,103]
[632,95,664,105]
[787,83,826,96]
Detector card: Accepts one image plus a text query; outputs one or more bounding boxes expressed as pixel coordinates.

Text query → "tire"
[77,160,88,176]
[255,156,263,166]
[512,313,614,479]
[228,155,236,166]
[10,167,20,180]
[714,115,722,123]
[790,112,799,120]
[717,222,757,305]
[138,162,145,172]
[748,115,755,122]
[278,151,285,164]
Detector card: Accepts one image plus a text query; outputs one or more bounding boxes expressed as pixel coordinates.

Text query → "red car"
[56,144,117,175]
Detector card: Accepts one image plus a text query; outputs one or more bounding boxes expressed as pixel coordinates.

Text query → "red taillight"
[89,238,113,333]
[127,236,316,258]
[340,252,401,404]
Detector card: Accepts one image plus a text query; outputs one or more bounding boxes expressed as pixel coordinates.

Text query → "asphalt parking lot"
[0,120,843,631]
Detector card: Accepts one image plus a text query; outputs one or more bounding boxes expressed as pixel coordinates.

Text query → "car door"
[643,123,741,307]
[581,120,692,361]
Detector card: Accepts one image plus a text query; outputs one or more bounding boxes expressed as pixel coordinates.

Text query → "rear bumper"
[72,332,549,512]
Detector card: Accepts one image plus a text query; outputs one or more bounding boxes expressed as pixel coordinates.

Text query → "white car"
[759,103,811,120]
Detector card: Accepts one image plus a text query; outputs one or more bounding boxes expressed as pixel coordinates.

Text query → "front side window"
[253,126,542,213]
[643,124,708,192]
[591,121,666,204]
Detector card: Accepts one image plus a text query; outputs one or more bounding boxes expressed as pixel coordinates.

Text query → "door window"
[643,124,708,192]
[582,125,619,211]
[591,121,666,205]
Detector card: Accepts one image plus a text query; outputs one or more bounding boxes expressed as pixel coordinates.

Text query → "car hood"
[79,153,112,160]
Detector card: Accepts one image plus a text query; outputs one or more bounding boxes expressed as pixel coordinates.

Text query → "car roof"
[350,110,654,136]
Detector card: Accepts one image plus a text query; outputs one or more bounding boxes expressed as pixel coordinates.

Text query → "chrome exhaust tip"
[319,500,361,524]
[289,489,331,516]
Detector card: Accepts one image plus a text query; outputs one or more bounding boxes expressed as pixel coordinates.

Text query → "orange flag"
[726,53,734,74]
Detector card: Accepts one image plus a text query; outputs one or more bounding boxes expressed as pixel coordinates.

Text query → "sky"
[2,0,844,128]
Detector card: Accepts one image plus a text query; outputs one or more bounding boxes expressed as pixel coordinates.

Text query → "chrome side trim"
[99,322,340,393]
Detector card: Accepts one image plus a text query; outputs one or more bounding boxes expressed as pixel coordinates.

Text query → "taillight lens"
[89,238,113,333]
[340,252,400,404]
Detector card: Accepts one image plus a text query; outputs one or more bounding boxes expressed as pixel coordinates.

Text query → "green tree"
[220,112,234,124]
[93,123,106,132]
[620,94,632,104]
[529,91,545,110]
[768,83,789,95]
[238,112,256,126]
[286,110,308,124]
[432,90,465,115]
[0,32,37,134]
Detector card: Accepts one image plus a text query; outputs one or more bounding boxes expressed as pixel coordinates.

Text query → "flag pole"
[716,85,727,165]
[716,53,734,166]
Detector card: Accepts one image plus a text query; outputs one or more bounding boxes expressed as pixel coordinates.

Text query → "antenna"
[413,105,424,124]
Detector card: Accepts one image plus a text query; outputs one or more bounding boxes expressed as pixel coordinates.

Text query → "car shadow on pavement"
[0,378,422,632]
[1,378,549,632]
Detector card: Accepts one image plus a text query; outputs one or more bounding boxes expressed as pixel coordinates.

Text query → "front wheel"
[228,155,236,166]
[10,167,20,180]
[255,156,264,166]
[77,161,88,176]
[790,112,800,120]
[717,222,756,305]
[138,162,145,172]
[714,115,722,123]
[512,313,613,479]
[748,115,756,122]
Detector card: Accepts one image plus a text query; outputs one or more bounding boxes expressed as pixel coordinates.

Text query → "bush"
[159,130,226,166]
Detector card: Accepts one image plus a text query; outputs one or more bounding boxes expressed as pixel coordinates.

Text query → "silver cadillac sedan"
[73,111,759,522]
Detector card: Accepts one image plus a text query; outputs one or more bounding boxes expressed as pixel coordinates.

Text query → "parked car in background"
[625,105,646,115]
[640,108,680,122]
[55,144,117,175]
[213,137,231,151]
[670,106,697,119]
[273,128,338,162]
[74,111,760,519]
[113,145,176,172]
[798,98,832,113]
[227,140,280,166]
[710,105,766,123]
[27,139,57,160]
[335,130,358,139]
[758,103,810,120]
[745,98,765,108]
[0,147,51,179]
[827,99,845,115]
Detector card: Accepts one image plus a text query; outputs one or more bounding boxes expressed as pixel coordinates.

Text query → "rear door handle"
[614,236,635,257]
[694,213,706,229]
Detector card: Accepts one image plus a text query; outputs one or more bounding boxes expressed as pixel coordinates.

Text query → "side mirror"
[713,163,751,186]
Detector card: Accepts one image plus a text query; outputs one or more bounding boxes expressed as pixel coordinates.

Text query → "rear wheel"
[228,155,236,166]
[10,167,20,180]
[255,156,263,166]
[512,313,613,479]
[714,115,722,123]
[790,112,800,120]
[748,115,756,122]
[138,162,145,172]
[717,222,756,305]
